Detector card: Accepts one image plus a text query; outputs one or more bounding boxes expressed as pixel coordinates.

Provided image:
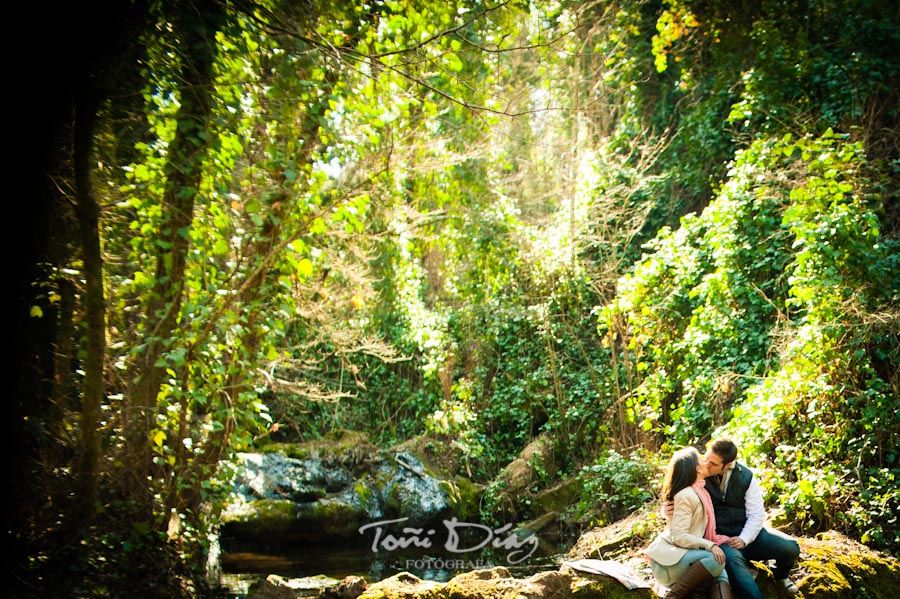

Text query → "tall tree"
[72,88,106,523]
[122,0,226,509]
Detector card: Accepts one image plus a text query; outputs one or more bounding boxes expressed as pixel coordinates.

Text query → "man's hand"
[725,537,747,549]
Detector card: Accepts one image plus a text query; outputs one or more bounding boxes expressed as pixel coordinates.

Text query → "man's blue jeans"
[722,528,800,599]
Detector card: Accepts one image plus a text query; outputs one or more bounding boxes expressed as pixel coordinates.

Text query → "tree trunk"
[73,90,106,523]
[122,1,224,509]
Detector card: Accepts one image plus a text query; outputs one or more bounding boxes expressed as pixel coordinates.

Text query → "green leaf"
[290,239,306,253]
[296,258,314,278]
[310,217,326,234]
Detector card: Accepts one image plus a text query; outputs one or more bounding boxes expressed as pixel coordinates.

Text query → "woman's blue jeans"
[721,528,800,599]
[651,548,728,587]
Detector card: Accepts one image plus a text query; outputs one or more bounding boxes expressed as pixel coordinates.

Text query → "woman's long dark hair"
[661,447,701,502]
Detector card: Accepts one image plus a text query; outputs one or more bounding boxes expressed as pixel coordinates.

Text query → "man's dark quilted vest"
[706,462,754,537]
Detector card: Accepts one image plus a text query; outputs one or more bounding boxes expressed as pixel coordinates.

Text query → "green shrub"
[576,449,661,526]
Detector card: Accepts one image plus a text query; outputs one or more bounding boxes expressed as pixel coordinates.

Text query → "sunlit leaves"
[779,132,876,319]
[332,195,368,233]
[651,1,698,73]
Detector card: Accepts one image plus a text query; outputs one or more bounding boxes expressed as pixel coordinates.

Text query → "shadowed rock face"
[234,451,355,502]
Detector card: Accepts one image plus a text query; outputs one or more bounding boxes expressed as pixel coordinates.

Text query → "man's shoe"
[780,578,799,596]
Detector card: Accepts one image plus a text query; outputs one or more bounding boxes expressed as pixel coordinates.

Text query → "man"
[690,438,801,599]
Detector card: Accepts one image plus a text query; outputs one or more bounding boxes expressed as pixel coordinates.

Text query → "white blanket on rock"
[562,558,652,590]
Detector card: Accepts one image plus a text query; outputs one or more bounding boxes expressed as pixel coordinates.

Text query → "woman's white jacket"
[644,486,717,566]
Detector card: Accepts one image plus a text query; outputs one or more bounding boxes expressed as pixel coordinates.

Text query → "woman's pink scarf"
[692,479,730,545]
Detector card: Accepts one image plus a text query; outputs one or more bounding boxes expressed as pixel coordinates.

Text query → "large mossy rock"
[220,431,481,546]
[789,532,899,599]
[353,572,445,599]
[488,435,559,521]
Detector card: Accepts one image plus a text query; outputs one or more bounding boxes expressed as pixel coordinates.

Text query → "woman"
[644,447,732,599]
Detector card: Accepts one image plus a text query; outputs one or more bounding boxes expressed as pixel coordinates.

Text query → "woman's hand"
[712,544,726,564]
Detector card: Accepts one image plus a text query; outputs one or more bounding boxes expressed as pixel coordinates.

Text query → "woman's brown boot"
[689,581,713,599]
[665,561,715,599]
[707,580,733,599]
[688,581,715,599]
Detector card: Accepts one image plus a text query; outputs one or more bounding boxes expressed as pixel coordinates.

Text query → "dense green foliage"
[596,0,900,551]
[577,449,659,526]
[14,0,899,596]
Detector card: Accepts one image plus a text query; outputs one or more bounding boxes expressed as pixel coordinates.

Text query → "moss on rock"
[296,497,367,540]
[357,573,444,599]
[438,477,482,522]
[443,567,518,599]
[534,478,582,516]
[257,430,379,469]
[790,532,900,599]
[220,498,301,541]
[442,567,608,599]
[564,567,655,599]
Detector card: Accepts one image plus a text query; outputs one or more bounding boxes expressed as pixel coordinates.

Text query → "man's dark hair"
[710,438,738,465]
